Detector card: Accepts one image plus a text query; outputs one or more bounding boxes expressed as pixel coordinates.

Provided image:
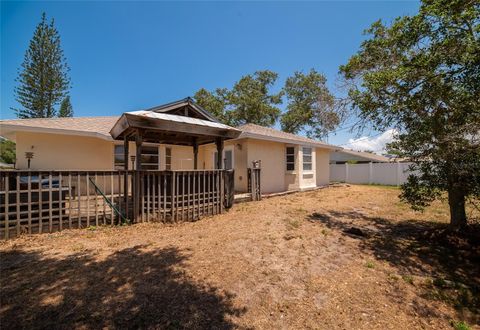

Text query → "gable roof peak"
[143,97,219,123]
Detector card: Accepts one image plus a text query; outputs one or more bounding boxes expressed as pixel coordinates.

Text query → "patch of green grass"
[365,261,375,269]
[284,218,301,229]
[432,277,448,288]
[424,279,477,311]
[388,273,399,281]
[402,274,414,285]
[321,229,329,236]
[87,226,97,231]
[451,320,471,330]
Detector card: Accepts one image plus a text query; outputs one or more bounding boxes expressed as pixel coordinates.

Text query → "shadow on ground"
[308,210,480,324]
[0,246,246,329]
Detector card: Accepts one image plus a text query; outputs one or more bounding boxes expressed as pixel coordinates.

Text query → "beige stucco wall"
[245,139,286,194]
[15,131,202,171]
[315,148,330,186]
[167,145,194,170]
[233,140,248,192]
[13,130,332,194]
[199,140,248,192]
[15,131,114,170]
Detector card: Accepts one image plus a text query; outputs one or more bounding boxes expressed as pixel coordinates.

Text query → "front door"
[214,147,234,169]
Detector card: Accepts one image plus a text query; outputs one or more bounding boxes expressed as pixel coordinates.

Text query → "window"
[165,147,172,170]
[114,145,125,170]
[303,147,312,171]
[286,146,295,171]
[141,146,159,170]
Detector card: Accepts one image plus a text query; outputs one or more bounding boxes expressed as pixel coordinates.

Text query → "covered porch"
[0,99,263,239]
[109,100,242,222]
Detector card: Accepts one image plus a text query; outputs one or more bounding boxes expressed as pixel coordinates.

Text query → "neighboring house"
[0,98,338,194]
[330,149,390,164]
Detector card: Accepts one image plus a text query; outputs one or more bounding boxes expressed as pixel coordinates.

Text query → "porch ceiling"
[110,111,241,146]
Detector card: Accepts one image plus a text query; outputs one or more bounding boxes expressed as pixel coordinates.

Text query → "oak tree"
[340,0,480,227]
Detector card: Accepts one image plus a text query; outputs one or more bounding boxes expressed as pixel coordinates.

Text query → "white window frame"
[113,144,125,170]
[285,146,295,172]
[302,147,313,172]
[165,147,172,170]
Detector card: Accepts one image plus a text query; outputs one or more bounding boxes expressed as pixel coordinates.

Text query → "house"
[0,98,338,194]
[330,148,390,164]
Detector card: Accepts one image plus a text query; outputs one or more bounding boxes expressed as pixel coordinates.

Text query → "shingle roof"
[237,123,338,149]
[331,148,390,162]
[0,116,119,141]
[0,118,337,149]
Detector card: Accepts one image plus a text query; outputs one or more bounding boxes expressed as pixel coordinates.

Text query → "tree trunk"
[447,186,467,227]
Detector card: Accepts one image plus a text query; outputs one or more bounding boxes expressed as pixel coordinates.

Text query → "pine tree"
[13,13,70,118]
[58,96,73,117]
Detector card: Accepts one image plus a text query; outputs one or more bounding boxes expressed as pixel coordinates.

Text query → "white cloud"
[344,129,397,154]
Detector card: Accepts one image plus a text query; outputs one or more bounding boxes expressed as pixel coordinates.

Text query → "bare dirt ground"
[1,185,479,329]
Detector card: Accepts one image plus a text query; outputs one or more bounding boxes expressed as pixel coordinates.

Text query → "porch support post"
[135,131,143,171]
[123,135,129,222]
[134,130,143,222]
[123,135,129,171]
[215,137,224,169]
[193,137,198,170]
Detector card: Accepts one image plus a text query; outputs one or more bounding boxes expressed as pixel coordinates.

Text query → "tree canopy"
[340,0,480,226]
[281,69,341,140]
[13,13,70,118]
[194,69,343,137]
[0,140,16,165]
[228,70,283,127]
[194,70,283,127]
[193,88,232,125]
[59,96,74,117]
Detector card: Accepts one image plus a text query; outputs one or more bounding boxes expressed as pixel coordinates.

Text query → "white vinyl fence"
[330,162,414,186]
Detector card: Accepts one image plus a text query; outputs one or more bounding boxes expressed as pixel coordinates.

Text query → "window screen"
[141,146,159,170]
[165,147,172,170]
[114,145,125,170]
[286,147,295,171]
[303,147,312,171]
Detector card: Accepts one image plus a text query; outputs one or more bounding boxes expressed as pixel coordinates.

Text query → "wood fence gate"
[0,169,235,239]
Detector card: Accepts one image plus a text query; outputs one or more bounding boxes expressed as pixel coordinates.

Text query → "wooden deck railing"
[137,170,231,222]
[0,169,235,239]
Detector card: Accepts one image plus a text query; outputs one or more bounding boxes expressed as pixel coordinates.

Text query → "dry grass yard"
[1,185,479,329]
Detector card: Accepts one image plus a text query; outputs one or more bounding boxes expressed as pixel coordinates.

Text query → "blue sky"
[1,1,419,149]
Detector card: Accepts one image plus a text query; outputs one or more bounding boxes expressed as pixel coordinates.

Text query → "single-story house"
[0,98,338,194]
[330,149,390,164]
